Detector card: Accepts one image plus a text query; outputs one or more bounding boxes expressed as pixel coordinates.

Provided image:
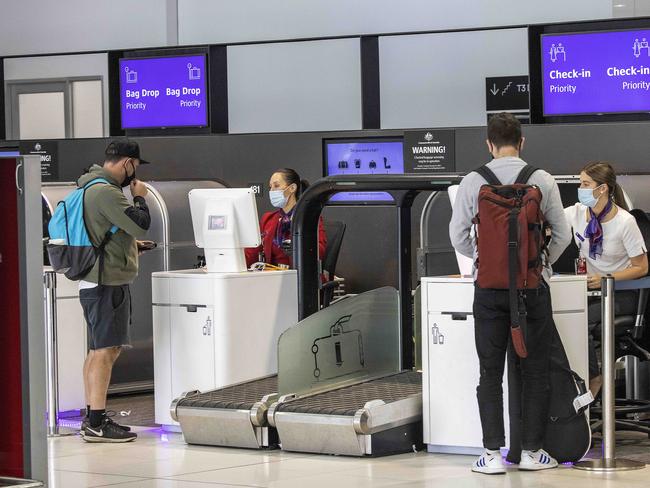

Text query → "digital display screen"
[208,215,227,230]
[542,29,650,116]
[324,139,404,203]
[0,151,20,157]
[119,55,208,129]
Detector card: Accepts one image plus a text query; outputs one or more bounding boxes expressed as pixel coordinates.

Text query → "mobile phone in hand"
[137,240,157,252]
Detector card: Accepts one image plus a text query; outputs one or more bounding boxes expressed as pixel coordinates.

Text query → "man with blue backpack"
[49,139,152,442]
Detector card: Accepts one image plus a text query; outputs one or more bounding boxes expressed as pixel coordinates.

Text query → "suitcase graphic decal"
[311,315,365,380]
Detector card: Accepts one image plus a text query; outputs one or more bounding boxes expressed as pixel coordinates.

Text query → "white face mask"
[578,184,605,208]
[269,189,288,208]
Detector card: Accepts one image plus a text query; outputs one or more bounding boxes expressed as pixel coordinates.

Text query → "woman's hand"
[587,274,602,289]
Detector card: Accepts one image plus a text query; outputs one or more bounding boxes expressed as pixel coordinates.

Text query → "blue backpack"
[47,178,118,282]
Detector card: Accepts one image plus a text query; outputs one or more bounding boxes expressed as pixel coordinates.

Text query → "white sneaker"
[518,449,558,471]
[471,449,506,475]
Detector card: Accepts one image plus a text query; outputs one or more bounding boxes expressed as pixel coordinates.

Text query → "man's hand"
[137,240,156,255]
[130,179,148,199]
[587,274,602,289]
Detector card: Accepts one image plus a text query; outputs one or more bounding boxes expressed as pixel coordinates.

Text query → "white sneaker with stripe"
[518,449,558,471]
[471,449,506,475]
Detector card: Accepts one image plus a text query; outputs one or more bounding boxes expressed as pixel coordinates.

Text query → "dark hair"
[275,168,309,198]
[487,112,522,149]
[105,154,124,164]
[581,161,629,211]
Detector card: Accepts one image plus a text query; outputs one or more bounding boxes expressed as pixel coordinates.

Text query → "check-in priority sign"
[485,75,530,123]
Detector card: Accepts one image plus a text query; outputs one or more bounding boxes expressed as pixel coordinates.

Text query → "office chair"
[320,220,346,308]
[591,208,650,436]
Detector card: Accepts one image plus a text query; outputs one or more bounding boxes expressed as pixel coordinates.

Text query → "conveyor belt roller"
[269,371,423,456]
[171,375,280,449]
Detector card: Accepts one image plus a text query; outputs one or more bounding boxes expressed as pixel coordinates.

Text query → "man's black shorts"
[80,285,132,350]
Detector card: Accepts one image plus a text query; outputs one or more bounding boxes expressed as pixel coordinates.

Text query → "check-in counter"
[152,268,298,430]
[421,275,588,455]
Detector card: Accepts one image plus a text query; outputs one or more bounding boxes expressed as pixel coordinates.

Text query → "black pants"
[473,284,552,451]
[586,290,638,379]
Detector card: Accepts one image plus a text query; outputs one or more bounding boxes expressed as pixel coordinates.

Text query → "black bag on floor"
[506,319,592,464]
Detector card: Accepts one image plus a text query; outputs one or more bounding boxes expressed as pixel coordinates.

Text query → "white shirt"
[564,203,646,276]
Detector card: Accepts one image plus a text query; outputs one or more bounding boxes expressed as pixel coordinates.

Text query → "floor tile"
[52,449,280,478]
[265,472,403,488]
[49,434,128,459]
[49,470,145,488]
[105,480,258,488]
[47,431,650,488]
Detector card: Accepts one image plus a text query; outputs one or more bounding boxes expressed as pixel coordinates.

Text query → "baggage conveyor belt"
[269,371,423,456]
[171,375,280,449]
[171,371,423,455]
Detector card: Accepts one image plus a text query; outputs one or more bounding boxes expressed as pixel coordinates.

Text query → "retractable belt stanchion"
[575,275,645,472]
[43,270,76,437]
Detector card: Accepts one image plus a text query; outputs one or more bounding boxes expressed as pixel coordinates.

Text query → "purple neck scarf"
[273,208,293,247]
[584,200,613,259]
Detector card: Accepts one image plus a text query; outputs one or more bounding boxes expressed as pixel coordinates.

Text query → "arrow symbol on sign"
[490,84,499,96]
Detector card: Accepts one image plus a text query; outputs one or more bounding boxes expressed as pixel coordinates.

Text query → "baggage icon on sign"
[188,63,201,80]
[125,67,137,84]
[311,314,365,380]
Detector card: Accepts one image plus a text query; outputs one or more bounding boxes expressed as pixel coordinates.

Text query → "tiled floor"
[49,427,650,488]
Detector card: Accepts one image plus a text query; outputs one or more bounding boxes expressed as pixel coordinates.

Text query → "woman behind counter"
[245,168,327,268]
[564,162,648,396]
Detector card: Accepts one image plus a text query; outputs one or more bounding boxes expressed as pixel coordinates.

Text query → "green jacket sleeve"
[97,186,151,239]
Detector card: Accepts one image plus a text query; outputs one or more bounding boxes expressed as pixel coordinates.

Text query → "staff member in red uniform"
[245,168,327,268]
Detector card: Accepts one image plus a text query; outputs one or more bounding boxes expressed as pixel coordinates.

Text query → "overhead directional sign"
[485,75,530,112]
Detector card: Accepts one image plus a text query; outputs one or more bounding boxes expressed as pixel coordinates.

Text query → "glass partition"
[278,287,401,395]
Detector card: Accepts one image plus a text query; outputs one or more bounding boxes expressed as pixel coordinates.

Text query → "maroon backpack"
[472,165,551,357]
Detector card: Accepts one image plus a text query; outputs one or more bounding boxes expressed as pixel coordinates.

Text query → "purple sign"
[542,30,650,116]
[120,55,208,129]
[325,140,404,202]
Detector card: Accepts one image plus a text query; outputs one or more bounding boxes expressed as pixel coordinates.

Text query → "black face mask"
[121,160,136,188]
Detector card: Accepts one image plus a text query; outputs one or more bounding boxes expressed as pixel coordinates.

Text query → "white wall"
[179,0,614,45]
[379,29,529,129]
[613,0,650,17]
[227,39,362,133]
[4,54,110,136]
[1,1,647,57]
[0,0,169,56]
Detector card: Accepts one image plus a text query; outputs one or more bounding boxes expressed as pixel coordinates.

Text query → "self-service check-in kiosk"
[152,189,298,429]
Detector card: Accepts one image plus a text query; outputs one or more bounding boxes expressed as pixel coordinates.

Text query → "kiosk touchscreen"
[189,188,261,272]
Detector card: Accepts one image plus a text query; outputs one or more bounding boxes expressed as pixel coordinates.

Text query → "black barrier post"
[292,174,462,369]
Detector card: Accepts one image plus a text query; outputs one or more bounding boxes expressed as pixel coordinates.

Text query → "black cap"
[105,139,151,165]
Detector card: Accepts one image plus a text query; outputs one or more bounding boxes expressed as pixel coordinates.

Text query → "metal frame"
[270,387,422,456]
[292,174,462,369]
[16,156,47,481]
[575,276,645,472]
[172,376,281,449]
[6,76,104,140]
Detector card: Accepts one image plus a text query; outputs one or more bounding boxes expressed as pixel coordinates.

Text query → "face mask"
[578,185,603,208]
[121,160,136,188]
[269,189,288,208]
